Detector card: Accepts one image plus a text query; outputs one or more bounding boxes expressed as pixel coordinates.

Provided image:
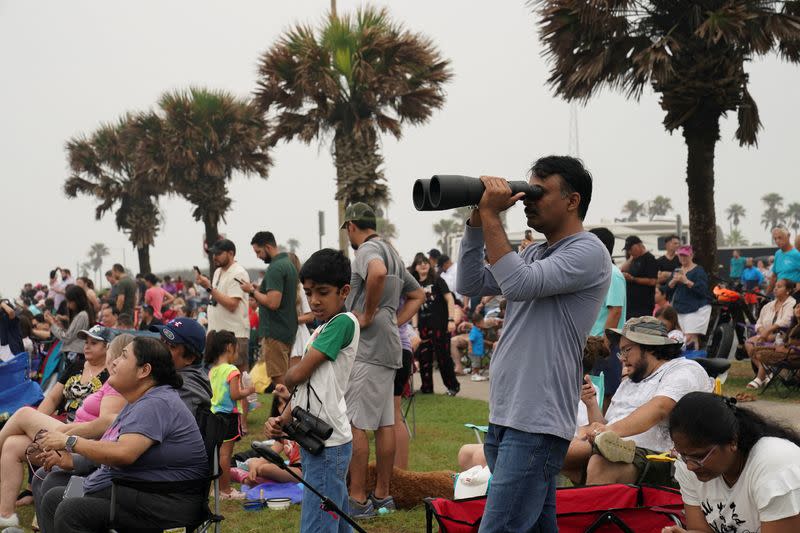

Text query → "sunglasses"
[672,445,718,469]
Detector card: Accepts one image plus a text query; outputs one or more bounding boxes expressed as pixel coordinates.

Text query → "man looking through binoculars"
[456,156,611,532]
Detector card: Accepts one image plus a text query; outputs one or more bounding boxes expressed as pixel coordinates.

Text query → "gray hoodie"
[178,363,212,418]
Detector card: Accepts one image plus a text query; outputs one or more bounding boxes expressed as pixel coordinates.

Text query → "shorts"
[218,412,242,443]
[632,447,676,487]
[346,361,395,430]
[235,337,249,369]
[261,337,291,378]
[758,346,800,367]
[394,349,413,396]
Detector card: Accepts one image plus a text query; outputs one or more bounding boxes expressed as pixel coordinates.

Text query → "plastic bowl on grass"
[267,497,291,510]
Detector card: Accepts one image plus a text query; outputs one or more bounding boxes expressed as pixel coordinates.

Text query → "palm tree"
[65,116,162,274]
[535,1,800,272]
[255,6,452,251]
[142,88,272,274]
[88,243,110,286]
[726,228,749,247]
[785,202,800,233]
[621,200,646,222]
[433,218,460,256]
[648,195,673,220]
[761,193,785,230]
[726,204,747,232]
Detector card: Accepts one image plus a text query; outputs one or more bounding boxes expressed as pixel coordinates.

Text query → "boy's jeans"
[300,441,353,533]
[479,424,569,533]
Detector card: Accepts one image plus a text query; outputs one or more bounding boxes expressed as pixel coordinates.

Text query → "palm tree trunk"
[137,245,152,275]
[204,216,220,276]
[682,111,721,275]
[333,131,390,254]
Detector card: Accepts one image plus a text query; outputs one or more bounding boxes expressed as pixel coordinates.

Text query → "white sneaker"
[470,374,488,382]
[0,514,19,528]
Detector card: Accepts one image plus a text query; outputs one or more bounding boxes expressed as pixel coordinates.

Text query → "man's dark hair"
[589,227,615,257]
[251,231,277,247]
[428,248,442,260]
[665,234,680,243]
[438,254,451,266]
[350,219,376,231]
[117,313,134,328]
[112,264,125,273]
[643,342,683,361]
[105,270,113,277]
[299,249,351,288]
[530,155,593,220]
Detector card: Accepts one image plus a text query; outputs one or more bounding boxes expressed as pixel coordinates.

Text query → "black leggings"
[417,327,459,394]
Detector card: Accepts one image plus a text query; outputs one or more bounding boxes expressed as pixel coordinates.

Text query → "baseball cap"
[428,248,442,260]
[606,316,678,347]
[341,202,376,229]
[77,325,115,343]
[150,318,206,356]
[623,236,643,251]
[677,245,693,256]
[210,238,236,255]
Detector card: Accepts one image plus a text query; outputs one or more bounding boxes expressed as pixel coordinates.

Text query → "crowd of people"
[1,158,800,532]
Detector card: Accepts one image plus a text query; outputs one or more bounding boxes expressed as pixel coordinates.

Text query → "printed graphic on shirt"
[700,499,750,533]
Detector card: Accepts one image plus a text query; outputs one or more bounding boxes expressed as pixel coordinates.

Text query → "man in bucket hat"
[560,316,712,486]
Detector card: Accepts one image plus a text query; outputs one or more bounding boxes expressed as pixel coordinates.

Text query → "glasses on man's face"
[673,445,718,469]
[617,345,638,360]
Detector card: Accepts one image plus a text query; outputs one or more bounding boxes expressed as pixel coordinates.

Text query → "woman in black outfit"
[410,253,460,396]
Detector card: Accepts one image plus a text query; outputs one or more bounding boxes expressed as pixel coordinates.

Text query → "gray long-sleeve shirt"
[50,310,89,353]
[457,224,611,440]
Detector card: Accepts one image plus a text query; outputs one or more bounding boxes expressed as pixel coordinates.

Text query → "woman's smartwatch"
[65,435,78,453]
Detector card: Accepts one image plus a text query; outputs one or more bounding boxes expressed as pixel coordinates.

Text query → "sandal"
[746,377,763,389]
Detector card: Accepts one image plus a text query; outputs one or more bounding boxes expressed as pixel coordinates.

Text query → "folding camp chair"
[109,410,226,533]
[402,359,417,438]
[424,483,685,533]
[760,345,800,398]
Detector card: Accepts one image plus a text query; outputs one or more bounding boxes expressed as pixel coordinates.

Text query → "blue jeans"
[300,441,352,533]
[479,425,569,533]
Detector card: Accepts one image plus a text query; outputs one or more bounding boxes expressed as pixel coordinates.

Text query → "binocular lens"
[412,175,543,211]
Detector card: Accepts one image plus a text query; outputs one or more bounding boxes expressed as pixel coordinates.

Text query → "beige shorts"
[261,337,291,378]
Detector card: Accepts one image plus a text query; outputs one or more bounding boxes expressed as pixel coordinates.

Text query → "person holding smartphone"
[195,239,252,432]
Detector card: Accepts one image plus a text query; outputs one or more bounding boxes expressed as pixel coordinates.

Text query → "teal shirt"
[729,256,746,279]
[774,248,800,284]
[591,265,627,336]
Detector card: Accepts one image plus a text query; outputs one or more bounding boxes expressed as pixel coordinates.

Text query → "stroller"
[425,484,684,533]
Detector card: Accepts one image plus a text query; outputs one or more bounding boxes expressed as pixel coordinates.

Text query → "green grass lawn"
[16,393,488,532]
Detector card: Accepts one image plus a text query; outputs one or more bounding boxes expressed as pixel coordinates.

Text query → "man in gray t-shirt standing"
[342,202,424,518]
[457,157,611,533]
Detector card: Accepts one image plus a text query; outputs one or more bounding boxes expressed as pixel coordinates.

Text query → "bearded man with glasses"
[561,316,713,486]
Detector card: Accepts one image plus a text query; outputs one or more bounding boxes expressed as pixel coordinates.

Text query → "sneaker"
[348,496,376,519]
[220,488,247,500]
[470,374,488,382]
[368,493,396,513]
[594,431,636,464]
[0,514,19,528]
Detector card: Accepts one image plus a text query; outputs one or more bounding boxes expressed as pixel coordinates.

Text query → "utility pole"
[318,210,325,250]
[331,0,336,17]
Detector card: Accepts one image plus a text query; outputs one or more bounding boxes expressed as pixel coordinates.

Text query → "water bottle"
[775,332,785,347]
[241,371,259,410]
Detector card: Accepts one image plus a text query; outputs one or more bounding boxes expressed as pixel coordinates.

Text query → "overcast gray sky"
[2,0,799,297]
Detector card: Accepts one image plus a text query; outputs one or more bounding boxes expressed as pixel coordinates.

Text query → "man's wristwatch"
[65,435,78,453]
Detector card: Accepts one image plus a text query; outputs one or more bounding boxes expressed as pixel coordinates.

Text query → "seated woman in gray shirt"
[38,337,208,533]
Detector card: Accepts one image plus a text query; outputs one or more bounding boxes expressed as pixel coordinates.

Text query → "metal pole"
[331,0,336,17]
[676,214,683,244]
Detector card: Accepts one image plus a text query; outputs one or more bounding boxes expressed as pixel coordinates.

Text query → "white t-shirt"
[574,382,600,434]
[207,262,250,338]
[605,357,713,451]
[291,287,312,357]
[440,263,460,299]
[294,312,360,447]
[675,437,800,531]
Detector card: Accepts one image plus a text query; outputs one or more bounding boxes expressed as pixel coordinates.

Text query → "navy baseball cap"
[150,318,206,356]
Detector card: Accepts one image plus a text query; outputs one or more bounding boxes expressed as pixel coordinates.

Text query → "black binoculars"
[413,175,544,211]
[283,406,334,456]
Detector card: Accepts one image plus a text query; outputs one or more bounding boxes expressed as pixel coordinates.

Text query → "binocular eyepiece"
[413,175,544,211]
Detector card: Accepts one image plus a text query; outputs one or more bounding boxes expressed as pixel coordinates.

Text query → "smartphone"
[193,266,201,275]
[234,278,245,285]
